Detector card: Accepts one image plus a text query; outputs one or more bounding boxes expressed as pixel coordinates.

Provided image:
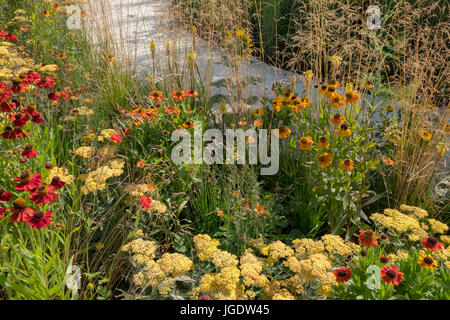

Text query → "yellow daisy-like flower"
[252,108,263,117]
[418,253,438,270]
[276,125,291,139]
[340,159,354,171]
[337,123,352,137]
[418,129,432,141]
[344,90,360,105]
[318,85,328,95]
[327,80,340,89]
[298,136,314,150]
[318,153,332,168]
[363,81,373,89]
[318,136,330,149]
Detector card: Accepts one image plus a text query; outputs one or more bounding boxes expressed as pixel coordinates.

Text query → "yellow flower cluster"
[157,253,194,277]
[292,238,324,259]
[262,280,294,300]
[370,209,420,233]
[399,204,428,219]
[283,253,332,283]
[211,249,238,269]
[321,234,360,256]
[262,240,294,263]
[101,129,120,139]
[0,42,35,80]
[428,219,449,234]
[193,234,220,261]
[440,235,450,245]
[74,146,96,159]
[239,250,268,287]
[79,159,125,194]
[192,266,244,300]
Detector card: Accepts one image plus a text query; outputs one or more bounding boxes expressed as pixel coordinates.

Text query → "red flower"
[421,236,444,251]
[110,133,122,143]
[31,112,45,123]
[22,144,39,158]
[23,103,38,116]
[199,295,212,300]
[0,188,14,202]
[380,265,404,285]
[48,176,66,192]
[0,100,16,112]
[140,195,152,208]
[36,76,55,88]
[29,186,58,206]
[13,171,42,191]
[333,267,352,283]
[11,112,30,128]
[0,83,13,103]
[0,207,6,219]
[1,127,26,139]
[122,128,130,137]
[27,211,52,229]
[358,229,378,247]
[9,198,34,223]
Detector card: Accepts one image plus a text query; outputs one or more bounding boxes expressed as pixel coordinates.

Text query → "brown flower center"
[424,257,433,264]
[427,237,438,245]
[33,211,44,220]
[37,186,48,195]
[13,198,27,209]
[340,124,349,130]
[338,270,347,277]
[386,269,397,279]
[345,92,354,99]
[20,172,31,183]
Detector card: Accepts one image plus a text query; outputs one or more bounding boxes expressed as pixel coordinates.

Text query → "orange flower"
[330,94,345,108]
[358,229,378,247]
[254,204,265,215]
[148,90,164,102]
[137,160,146,168]
[421,236,444,251]
[253,119,262,127]
[330,113,345,126]
[217,210,224,217]
[383,158,394,166]
[318,153,332,168]
[183,119,194,129]
[171,89,187,102]
[318,136,330,149]
[276,125,291,139]
[340,159,354,171]
[299,136,314,150]
[185,90,198,97]
[337,123,352,137]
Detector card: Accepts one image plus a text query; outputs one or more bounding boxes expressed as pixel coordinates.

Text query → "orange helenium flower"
[318,153,332,168]
[318,136,329,149]
[299,136,314,150]
[330,113,345,126]
[340,159,354,171]
[358,229,378,247]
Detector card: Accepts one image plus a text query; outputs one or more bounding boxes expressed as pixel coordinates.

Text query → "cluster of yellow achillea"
[122,237,194,295]
[371,205,448,242]
[72,133,125,194]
